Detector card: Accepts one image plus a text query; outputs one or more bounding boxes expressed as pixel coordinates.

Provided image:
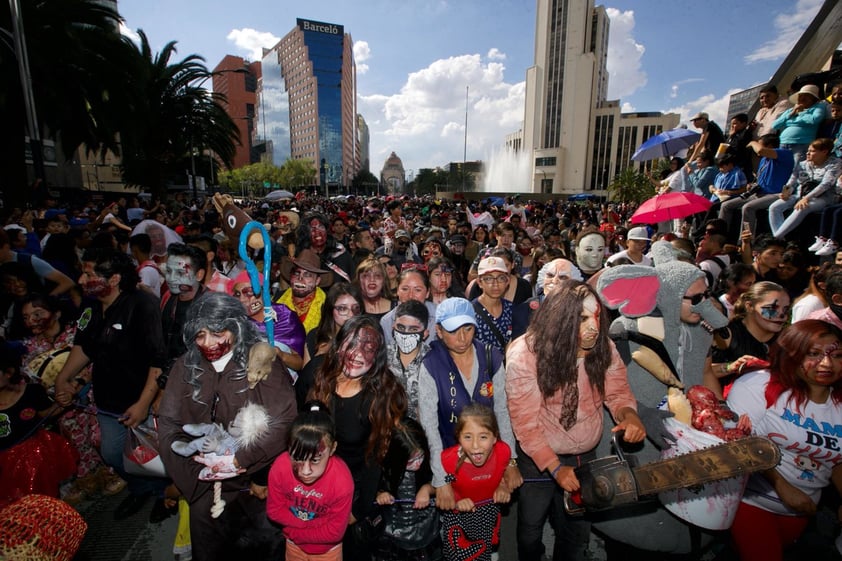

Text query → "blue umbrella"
[631,128,701,162]
[568,193,598,201]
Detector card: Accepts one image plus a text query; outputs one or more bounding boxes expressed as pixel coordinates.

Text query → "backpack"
[137,259,164,297]
[702,255,727,294]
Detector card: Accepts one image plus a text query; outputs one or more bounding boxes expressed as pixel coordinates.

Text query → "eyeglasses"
[480,274,509,285]
[682,291,710,305]
[232,288,255,298]
[334,305,361,316]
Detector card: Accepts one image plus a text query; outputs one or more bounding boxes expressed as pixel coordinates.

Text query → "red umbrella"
[631,191,712,224]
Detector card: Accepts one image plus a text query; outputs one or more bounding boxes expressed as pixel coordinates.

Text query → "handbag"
[471,302,508,352]
[123,415,168,478]
[800,178,820,197]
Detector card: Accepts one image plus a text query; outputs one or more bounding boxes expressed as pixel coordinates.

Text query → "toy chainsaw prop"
[563,431,781,515]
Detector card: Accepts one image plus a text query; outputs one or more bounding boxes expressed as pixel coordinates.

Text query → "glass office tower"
[259,18,358,188]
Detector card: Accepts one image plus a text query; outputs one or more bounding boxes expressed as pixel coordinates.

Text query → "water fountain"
[480,145,532,193]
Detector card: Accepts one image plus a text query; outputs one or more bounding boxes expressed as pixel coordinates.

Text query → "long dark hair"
[766,320,842,413]
[527,280,611,400]
[181,292,263,404]
[310,315,407,462]
[312,283,364,350]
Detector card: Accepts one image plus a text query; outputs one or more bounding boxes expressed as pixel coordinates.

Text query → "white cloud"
[354,41,371,75]
[621,101,636,113]
[605,8,647,99]
[226,28,280,62]
[744,0,823,63]
[669,78,705,99]
[358,52,525,174]
[664,88,743,128]
[487,48,506,61]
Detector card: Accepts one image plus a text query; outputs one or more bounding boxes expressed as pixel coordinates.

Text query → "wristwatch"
[508,458,518,468]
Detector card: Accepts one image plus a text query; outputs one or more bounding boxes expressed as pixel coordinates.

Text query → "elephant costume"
[592,241,728,554]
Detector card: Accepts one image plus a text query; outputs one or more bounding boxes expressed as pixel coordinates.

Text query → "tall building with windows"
[357,114,370,173]
[212,55,261,170]
[259,18,358,188]
[522,0,675,195]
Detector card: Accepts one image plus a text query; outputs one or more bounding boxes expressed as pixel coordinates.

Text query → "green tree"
[351,169,379,195]
[0,0,126,206]
[278,158,316,189]
[414,168,449,196]
[608,167,655,204]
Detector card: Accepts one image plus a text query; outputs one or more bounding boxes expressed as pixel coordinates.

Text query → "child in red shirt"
[440,403,511,561]
[267,402,353,561]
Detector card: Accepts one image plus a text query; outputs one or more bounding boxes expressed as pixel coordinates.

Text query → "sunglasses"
[401,263,428,272]
[682,291,710,305]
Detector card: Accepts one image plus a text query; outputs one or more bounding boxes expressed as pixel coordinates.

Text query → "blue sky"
[118,0,830,177]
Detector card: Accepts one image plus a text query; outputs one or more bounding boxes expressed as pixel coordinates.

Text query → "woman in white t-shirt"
[727,319,842,560]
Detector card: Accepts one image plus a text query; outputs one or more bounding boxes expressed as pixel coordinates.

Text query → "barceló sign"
[297,18,343,35]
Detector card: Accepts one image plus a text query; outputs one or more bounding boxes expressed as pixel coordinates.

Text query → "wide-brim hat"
[790,84,820,104]
[279,249,332,287]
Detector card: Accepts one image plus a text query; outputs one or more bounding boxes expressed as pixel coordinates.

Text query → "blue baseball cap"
[435,297,477,331]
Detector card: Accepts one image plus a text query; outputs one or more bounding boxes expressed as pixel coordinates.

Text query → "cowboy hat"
[280,249,332,287]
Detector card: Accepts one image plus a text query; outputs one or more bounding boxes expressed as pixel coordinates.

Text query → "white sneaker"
[816,240,839,256]
[809,236,827,251]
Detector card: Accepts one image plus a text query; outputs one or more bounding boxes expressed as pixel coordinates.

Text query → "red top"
[267,452,354,555]
[442,440,510,502]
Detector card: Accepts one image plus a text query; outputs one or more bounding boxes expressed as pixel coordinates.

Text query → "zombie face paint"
[290,268,320,298]
[579,295,601,350]
[194,328,233,362]
[339,327,379,378]
[21,303,56,336]
[165,255,201,297]
[800,335,842,388]
[753,293,790,333]
[80,262,113,300]
[309,219,327,251]
[291,440,331,485]
[429,266,453,295]
[232,282,262,317]
[359,270,385,300]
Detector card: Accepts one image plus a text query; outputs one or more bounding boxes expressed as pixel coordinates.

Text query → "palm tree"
[1,1,240,204]
[117,31,240,198]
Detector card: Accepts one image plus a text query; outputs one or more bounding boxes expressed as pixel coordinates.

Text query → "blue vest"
[422,339,502,448]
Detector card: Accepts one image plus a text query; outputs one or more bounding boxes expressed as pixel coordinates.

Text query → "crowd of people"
[1,79,842,561]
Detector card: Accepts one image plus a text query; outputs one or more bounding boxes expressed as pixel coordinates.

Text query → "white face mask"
[394,331,423,353]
